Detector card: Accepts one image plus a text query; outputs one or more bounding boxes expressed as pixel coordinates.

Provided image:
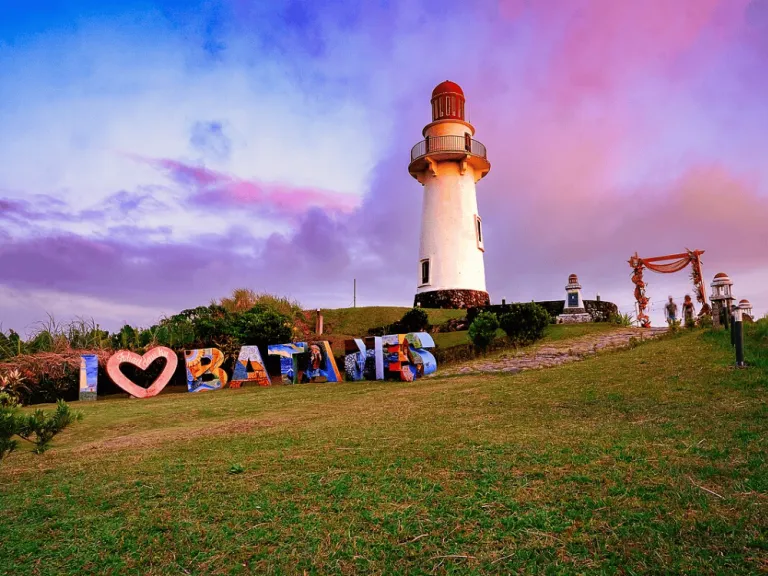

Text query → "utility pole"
[353,278,357,308]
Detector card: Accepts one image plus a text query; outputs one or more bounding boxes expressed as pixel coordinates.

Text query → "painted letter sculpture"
[185,348,229,392]
[231,346,271,388]
[106,347,179,399]
[87,332,438,401]
[79,354,99,401]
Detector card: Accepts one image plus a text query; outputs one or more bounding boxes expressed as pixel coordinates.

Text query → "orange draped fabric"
[643,256,692,274]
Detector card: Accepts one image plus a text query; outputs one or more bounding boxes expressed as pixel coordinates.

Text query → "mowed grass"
[539,322,618,343]
[432,322,616,349]
[1,330,766,574]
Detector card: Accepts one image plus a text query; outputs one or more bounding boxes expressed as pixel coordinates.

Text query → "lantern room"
[430,80,466,122]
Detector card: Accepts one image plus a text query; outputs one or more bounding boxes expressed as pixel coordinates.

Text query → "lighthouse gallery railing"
[410,135,487,162]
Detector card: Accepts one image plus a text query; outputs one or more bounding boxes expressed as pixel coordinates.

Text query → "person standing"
[665,296,679,326]
[682,294,696,326]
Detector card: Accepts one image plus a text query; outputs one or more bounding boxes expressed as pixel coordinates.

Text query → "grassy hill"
[315,306,465,337]
[0,326,765,574]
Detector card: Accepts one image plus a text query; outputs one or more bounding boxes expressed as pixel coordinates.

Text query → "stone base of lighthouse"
[414,289,490,310]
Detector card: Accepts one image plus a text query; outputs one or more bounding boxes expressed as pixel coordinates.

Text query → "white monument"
[557,274,592,324]
[409,80,491,309]
[710,272,735,328]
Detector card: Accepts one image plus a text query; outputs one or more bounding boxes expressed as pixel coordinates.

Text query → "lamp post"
[733,305,745,367]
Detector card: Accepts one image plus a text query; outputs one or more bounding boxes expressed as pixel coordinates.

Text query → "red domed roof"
[568,274,579,283]
[432,80,464,98]
[739,299,751,305]
[714,272,729,279]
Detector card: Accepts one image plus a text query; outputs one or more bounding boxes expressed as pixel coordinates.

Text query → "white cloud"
[0,17,379,244]
[0,285,170,335]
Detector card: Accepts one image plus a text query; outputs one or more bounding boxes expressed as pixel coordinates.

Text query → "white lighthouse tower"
[409,81,491,309]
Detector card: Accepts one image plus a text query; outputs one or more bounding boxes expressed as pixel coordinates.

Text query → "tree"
[468,311,500,352]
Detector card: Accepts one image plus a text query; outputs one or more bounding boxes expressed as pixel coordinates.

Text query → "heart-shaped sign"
[106,347,179,399]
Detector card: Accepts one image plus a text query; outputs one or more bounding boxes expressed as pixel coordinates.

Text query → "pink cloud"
[497,0,750,104]
[131,156,360,219]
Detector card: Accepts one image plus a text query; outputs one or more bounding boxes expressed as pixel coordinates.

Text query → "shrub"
[698,314,713,329]
[0,369,31,404]
[0,392,19,461]
[468,311,500,352]
[231,307,293,351]
[609,312,635,327]
[499,303,551,345]
[0,396,81,463]
[399,308,429,333]
[17,400,82,454]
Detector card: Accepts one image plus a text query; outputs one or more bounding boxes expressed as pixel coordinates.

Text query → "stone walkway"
[438,327,668,377]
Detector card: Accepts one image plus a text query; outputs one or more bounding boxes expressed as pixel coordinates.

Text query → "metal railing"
[410,135,487,162]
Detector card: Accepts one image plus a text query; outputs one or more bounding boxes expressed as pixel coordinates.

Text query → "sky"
[1,0,767,334]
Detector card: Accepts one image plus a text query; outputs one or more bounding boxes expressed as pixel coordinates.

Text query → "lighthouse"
[409,81,491,309]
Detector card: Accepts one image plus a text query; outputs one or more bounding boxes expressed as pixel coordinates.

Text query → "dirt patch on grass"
[71,416,292,454]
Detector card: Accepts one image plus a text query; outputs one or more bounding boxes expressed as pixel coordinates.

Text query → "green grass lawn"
[1,329,766,574]
[539,321,619,343]
[433,322,618,349]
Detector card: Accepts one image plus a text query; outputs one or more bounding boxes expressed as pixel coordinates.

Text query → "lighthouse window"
[475,215,484,251]
[446,96,451,116]
[438,98,443,117]
[420,259,431,286]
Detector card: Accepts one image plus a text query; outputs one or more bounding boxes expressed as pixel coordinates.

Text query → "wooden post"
[315,309,323,335]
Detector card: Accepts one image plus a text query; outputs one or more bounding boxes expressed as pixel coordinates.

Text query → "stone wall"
[467,299,618,323]
[415,289,490,310]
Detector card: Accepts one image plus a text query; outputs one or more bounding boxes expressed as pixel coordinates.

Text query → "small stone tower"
[409,81,491,309]
[557,274,591,324]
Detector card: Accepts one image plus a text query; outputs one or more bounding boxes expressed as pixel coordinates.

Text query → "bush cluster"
[498,303,551,345]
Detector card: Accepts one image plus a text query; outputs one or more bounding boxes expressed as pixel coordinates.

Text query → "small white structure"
[557,274,591,324]
[409,81,491,309]
[710,272,735,328]
[739,299,754,322]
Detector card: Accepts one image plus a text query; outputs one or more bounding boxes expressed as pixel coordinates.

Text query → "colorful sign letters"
[267,341,341,384]
[343,332,435,382]
[84,332,438,400]
[106,347,179,399]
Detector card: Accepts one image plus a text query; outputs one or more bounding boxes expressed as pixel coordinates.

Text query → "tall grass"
[218,288,303,319]
[0,316,111,360]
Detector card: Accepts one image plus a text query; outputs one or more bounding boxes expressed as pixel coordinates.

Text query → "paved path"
[438,327,668,377]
